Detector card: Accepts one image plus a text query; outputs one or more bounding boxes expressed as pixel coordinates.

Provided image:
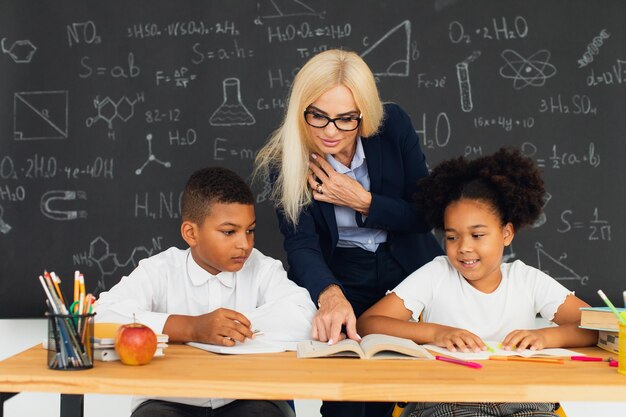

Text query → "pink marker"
[435,355,482,369]
[571,356,603,362]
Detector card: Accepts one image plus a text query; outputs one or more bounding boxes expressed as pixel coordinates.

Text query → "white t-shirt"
[95,247,316,410]
[392,256,572,341]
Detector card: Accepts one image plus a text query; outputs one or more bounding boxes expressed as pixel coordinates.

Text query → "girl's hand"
[308,154,372,215]
[501,329,547,351]
[433,326,486,352]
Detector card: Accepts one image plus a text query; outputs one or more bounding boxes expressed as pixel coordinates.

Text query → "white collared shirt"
[95,247,316,410]
[391,256,572,341]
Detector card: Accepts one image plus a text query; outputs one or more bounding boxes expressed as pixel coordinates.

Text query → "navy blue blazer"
[277,103,443,304]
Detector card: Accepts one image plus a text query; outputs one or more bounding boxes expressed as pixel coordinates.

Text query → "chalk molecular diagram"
[79,236,162,294]
[86,93,144,131]
[499,49,556,89]
[135,133,171,175]
[1,37,37,63]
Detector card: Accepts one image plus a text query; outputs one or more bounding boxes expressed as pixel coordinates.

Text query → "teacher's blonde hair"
[255,49,383,226]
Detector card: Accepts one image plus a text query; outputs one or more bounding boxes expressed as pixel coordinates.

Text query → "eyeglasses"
[304,110,362,131]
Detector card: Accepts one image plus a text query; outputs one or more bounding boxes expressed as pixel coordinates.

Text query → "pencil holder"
[46,312,95,370]
[617,323,626,375]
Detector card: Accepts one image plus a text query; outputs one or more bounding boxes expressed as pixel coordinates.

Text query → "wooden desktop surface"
[0,345,625,402]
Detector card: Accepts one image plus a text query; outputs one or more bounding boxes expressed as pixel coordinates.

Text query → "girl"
[357,148,597,417]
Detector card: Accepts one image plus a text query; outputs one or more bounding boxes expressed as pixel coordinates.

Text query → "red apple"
[114,323,157,365]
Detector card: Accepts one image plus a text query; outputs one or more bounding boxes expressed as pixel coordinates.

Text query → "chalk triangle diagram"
[535,243,583,282]
[259,0,317,18]
[361,20,410,77]
[14,91,68,140]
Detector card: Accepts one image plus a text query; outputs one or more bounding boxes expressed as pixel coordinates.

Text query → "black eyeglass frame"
[303,110,362,131]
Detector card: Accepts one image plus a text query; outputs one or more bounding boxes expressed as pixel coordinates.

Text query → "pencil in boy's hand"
[597,290,626,324]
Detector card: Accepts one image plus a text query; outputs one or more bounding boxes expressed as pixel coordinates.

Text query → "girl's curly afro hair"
[415,148,545,230]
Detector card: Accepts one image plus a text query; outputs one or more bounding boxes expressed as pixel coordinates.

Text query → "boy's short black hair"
[181,167,254,224]
[415,148,545,230]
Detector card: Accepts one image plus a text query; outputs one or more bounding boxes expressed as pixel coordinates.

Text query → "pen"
[489,356,564,364]
[597,290,626,324]
[435,355,482,369]
[484,342,495,353]
[571,356,602,362]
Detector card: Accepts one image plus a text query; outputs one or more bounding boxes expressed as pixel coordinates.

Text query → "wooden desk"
[1,345,625,416]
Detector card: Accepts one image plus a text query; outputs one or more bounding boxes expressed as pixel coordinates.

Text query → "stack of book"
[579,307,624,354]
[93,322,169,362]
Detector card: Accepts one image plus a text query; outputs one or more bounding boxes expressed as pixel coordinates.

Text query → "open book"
[297,334,434,360]
[423,341,582,360]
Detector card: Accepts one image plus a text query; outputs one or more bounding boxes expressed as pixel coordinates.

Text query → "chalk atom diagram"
[499,49,556,89]
[361,20,411,77]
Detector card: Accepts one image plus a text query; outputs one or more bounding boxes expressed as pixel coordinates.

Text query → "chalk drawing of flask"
[209,78,256,126]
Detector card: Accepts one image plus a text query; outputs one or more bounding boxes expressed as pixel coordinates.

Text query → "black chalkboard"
[1,0,624,318]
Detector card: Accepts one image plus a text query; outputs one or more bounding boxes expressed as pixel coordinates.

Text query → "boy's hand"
[501,329,547,351]
[433,326,486,353]
[190,308,253,346]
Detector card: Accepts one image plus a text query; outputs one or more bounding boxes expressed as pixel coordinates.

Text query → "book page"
[423,341,582,360]
[296,339,364,358]
[359,334,434,360]
[187,337,289,355]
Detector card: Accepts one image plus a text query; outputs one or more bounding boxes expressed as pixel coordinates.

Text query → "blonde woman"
[255,49,443,417]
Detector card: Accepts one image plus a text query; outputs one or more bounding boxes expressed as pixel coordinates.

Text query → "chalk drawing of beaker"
[209,78,256,126]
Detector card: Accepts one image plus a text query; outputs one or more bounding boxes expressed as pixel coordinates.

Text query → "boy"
[95,166,316,417]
